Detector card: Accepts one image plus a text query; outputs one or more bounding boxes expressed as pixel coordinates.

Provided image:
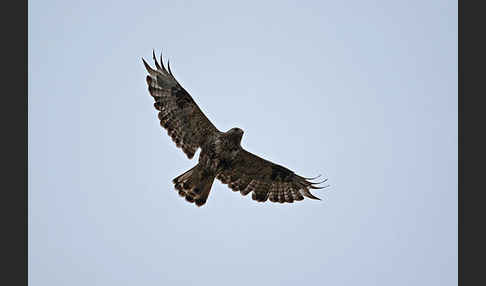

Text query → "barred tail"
[172,164,215,207]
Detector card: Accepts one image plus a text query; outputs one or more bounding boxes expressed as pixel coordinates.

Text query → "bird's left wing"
[143,51,219,159]
[217,149,328,203]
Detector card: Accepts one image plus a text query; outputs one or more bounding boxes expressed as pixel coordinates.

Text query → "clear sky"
[29,1,457,285]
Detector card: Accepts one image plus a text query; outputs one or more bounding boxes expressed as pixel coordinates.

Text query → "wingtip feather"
[159,51,169,74]
[142,58,157,76]
[152,50,162,70]
[167,59,174,76]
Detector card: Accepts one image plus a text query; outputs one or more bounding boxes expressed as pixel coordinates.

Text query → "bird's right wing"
[216,149,328,203]
[143,51,219,159]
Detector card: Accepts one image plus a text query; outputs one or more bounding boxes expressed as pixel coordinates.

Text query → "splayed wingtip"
[142,58,157,75]
[152,49,162,70]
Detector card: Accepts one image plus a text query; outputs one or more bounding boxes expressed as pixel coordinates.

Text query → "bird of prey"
[143,50,327,207]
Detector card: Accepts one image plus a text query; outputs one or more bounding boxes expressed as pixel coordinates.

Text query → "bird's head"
[227,127,244,145]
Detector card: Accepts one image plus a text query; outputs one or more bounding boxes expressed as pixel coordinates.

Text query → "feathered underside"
[143,51,218,159]
[217,150,329,203]
[143,50,329,205]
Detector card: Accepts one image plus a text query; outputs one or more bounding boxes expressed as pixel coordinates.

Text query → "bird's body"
[143,51,327,207]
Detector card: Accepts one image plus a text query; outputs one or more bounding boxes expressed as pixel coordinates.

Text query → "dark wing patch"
[217,149,328,204]
[270,164,294,181]
[143,51,218,159]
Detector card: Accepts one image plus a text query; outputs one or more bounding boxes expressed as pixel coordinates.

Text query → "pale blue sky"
[29,1,457,285]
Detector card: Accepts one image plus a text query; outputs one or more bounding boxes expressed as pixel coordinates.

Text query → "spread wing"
[217,149,328,203]
[143,51,218,159]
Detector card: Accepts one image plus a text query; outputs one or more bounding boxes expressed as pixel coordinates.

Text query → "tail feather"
[173,165,215,207]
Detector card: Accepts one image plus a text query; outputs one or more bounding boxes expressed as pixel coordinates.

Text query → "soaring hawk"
[143,51,327,207]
